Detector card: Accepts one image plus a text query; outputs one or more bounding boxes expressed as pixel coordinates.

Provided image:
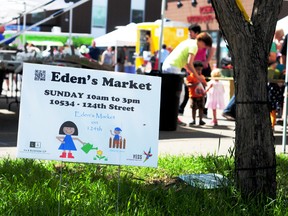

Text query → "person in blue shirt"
[88,40,101,61]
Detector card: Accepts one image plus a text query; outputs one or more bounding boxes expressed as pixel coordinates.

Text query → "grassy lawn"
[0,154,288,215]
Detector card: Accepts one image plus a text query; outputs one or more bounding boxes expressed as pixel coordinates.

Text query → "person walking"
[162,32,213,128]
[179,24,202,115]
[195,31,216,117]
[205,69,225,126]
[187,61,207,126]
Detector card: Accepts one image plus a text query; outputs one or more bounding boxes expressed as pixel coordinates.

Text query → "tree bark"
[211,0,283,198]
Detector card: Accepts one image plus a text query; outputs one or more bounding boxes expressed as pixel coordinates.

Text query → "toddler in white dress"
[205,69,225,126]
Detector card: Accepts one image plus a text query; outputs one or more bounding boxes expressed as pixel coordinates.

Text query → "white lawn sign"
[17,63,161,167]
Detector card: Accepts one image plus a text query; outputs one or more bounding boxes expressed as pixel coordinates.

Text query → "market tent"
[0,0,74,24]
[0,0,89,46]
[94,23,137,47]
[276,15,288,34]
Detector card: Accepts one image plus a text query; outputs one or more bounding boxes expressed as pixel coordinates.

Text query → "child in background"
[205,69,225,126]
[187,61,207,126]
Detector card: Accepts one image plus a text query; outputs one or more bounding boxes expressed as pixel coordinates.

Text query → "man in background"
[158,44,170,72]
[115,46,127,72]
[88,40,101,61]
[179,24,202,115]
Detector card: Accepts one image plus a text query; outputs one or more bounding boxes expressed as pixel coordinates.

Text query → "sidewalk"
[0,96,287,159]
[159,112,236,157]
[159,109,287,156]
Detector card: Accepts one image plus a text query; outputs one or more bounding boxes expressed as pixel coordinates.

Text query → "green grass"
[0,154,288,215]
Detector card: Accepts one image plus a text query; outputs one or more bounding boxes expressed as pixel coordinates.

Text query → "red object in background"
[152,58,159,70]
[187,15,214,23]
[0,25,5,33]
[199,6,214,14]
[223,65,233,69]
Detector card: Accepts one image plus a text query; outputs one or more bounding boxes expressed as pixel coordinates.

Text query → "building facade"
[23,0,287,37]
[165,0,288,65]
[23,0,162,37]
[165,0,288,32]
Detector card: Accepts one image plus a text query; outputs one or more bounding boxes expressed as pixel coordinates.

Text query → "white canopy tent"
[94,23,137,64]
[0,0,74,25]
[0,0,89,46]
[94,23,137,47]
[276,15,288,35]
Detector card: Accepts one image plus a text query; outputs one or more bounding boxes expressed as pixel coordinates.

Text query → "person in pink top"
[194,37,216,78]
[179,24,216,116]
[194,26,216,117]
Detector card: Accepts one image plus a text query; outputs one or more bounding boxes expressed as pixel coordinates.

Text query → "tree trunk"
[211,0,283,198]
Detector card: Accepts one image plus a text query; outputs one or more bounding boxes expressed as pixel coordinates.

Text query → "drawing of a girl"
[57,121,84,159]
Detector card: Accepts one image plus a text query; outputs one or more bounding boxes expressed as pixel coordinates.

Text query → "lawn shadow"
[0,106,19,147]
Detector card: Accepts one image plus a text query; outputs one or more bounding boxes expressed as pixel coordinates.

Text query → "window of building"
[31,11,46,23]
[92,5,107,28]
[131,10,144,23]
[131,0,145,22]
